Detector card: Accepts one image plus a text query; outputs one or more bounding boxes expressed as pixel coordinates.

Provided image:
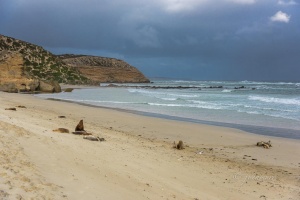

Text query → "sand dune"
[0,92,299,199]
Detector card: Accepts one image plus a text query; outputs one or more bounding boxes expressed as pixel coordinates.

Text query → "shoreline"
[45,97,300,140]
[1,92,299,199]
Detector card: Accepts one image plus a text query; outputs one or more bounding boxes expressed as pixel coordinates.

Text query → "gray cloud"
[1,0,299,81]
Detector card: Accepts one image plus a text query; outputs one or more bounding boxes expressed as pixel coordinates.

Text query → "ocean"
[36,80,300,139]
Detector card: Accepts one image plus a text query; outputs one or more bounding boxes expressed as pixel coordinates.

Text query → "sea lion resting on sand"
[83,136,105,141]
[75,120,84,131]
[53,128,70,133]
[5,108,16,111]
[173,140,184,150]
[257,140,272,149]
[72,131,92,135]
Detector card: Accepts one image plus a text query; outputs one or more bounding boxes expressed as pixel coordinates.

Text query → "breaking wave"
[248,96,300,106]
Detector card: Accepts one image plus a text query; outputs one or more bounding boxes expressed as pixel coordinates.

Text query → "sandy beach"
[0,91,299,200]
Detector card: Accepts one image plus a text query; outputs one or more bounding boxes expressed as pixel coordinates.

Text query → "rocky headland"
[59,54,149,83]
[0,34,149,93]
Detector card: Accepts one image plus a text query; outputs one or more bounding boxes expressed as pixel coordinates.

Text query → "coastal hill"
[59,54,149,83]
[0,34,90,92]
[0,34,149,93]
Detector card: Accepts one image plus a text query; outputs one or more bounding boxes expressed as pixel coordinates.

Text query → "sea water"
[36,80,300,139]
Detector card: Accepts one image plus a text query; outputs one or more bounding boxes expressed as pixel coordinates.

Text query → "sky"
[0,0,299,81]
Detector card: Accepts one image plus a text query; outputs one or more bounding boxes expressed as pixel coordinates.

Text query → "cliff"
[59,54,150,83]
[0,51,37,92]
[0,51,64,93]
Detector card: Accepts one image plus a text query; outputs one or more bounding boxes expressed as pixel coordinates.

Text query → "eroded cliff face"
[60,55,150,83]
[0,52,24,79]
[0,52,39,92]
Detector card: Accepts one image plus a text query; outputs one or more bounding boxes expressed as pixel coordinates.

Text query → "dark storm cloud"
[1,0,299,81]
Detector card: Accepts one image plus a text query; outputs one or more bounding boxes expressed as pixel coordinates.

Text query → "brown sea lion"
[177,140,184,150]
[72,131,91,135]
[53,128,70,133]
[256,140,272,149]
[5,108,16,111]
[75,120,84,131]
[173,140,184,150]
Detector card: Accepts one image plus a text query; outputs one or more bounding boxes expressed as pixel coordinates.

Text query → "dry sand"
[0,92,299,200]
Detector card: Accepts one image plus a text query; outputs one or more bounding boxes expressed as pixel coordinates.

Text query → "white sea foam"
[245,111,260,115]
[174,80,198,83]
[161,98,177,101]
[148,102,224,110]
[148,103,184,107]
[243,105,297,113]
[255,85,269,89]
[128,88,198,98]
[188,100,208,104]
[168,93,199,98]
[192,104,224,110]
[128,89,161,95]
[237,110,300,121]
[187,100,227,109]
[266,114,300,121]
[128,89,169,99]
[222,89,232,93]
[249,96,300,106]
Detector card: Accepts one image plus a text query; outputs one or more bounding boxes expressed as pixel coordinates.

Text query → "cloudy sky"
[1,0,299,81]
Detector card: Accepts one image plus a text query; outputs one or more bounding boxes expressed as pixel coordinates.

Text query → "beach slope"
[0,92,299,199]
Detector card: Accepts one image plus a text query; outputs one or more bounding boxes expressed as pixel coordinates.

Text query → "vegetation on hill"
[0,34,90,84]
[59,54,150,83]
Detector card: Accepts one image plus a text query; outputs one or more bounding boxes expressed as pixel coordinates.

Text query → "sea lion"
[75,120,84,131]
[83,136,99,141]
[173,140,184,150]
[177,140,184,150]
[72,131,91,135]
[256,140,272,149]
[257,141,264,146]
[83,136,105,141]
[5,108,16,111]
[53,128,70,133]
